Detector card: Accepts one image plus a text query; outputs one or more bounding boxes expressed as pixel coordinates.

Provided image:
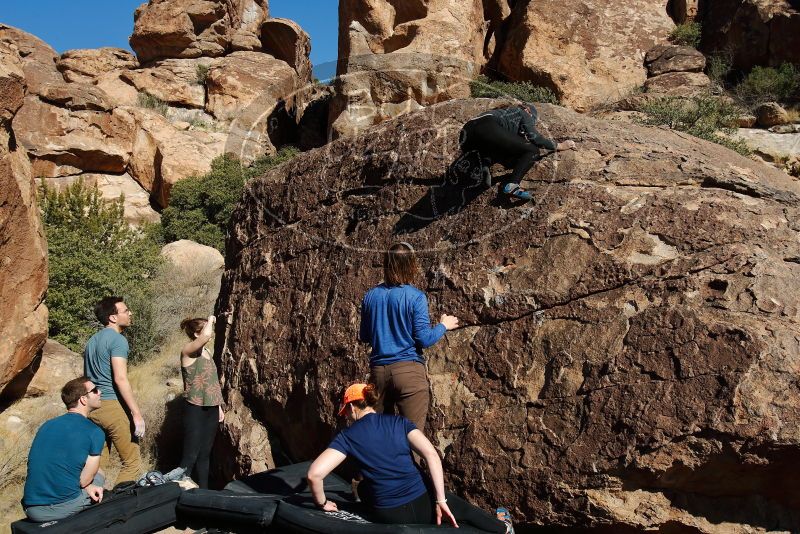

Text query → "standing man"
[84,296,144,486]
[23,377,105,522]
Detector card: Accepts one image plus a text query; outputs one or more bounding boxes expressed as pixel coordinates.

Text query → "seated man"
[22,376,106,522]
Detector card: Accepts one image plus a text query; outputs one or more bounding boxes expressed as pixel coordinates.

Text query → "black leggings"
[369,490,506,532]
[461,115,541,185]
[180,402,218,489]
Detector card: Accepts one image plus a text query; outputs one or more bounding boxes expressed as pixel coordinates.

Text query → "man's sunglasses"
[85,386,100,395]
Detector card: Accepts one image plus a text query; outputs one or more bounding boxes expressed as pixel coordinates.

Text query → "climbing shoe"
[502,183,532,201]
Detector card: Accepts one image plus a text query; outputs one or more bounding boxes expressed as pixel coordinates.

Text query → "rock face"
[57,48,139,83]
[23,340,83,398]
[0,37,48,401]
[260,18,312,84]
[699,0,800,71]
[216,99,800,532]
[130,0,269,64]
[495,0,674,111]
[329,0,487,138]
[645,44,706,76]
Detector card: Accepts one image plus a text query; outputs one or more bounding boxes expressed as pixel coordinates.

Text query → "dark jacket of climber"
[459,103,576,200]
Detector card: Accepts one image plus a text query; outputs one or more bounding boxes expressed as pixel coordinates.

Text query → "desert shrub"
[161,147,299,251]
[636,95,752,156]
[196,63,210,85]
[470,75,559,104]
[734,63,799,106]
[40,180,164,363]
[707,51,732,89]
[137,91,169,116]
[669,22,701,48]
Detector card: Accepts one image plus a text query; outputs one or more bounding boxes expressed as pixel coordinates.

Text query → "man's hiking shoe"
[163,467,186,482]
[502,183,532,201]
[496,507,515,534]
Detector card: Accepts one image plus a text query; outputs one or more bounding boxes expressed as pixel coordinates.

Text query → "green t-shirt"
[84,327,128,401]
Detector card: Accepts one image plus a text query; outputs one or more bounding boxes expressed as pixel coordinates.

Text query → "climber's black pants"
[460,115,541,185]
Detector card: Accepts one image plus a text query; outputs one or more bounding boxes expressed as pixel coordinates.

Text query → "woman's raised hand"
[440,314,459,330]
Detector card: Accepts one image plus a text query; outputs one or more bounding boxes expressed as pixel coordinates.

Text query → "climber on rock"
[459,102,576,201]
[359,242,458,435]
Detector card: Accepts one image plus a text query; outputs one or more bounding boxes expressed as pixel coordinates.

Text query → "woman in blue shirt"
[359,242,459,434]
[307,383,507,532]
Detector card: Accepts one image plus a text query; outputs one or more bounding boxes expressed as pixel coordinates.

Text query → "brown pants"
[88,399,142,484]
[370,361,430,433]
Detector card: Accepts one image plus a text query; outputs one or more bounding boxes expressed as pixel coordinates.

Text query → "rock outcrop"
[57,48,139,83]
[0,37,48,401]
[130,0,269,64]
[699,0,800,71]
[260,18,312,84]
[216,98,800,532]
[495,0,674,111]
[329,0,487,138]
[23,340,83,398]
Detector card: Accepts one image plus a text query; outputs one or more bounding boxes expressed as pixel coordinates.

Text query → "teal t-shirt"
[23,413,105,506]
[84,328,128,401]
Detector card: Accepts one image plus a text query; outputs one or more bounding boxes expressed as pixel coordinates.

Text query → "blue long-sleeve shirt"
[359,284,447,366]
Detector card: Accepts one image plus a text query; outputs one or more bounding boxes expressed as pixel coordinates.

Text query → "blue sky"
[1,1,338,75]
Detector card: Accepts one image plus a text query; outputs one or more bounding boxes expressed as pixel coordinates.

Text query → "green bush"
[195,64,210,85]
[669,22,701,47]
[635,95,751,156]
[161,147,299,251]
[137,92,169,116]
[470,75,559,104]
[40,180,165,363]
[734,63,799,106]
[707,52,732,88]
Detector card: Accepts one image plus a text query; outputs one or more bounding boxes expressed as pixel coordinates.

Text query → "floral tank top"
[181,348,224,406]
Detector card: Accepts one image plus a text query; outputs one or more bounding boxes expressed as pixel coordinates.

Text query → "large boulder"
[129,0,269,64]
[260,18,312,85]
[495,0,674,111]
[57,48,139,84]
[329,0,487,138]
[12,94,135,177]
[0,41,47,400]
[215,98,800,532]
[23,340,83,398]
[120,58,210,109]
[699,0,800,71]
[645,44,706,76]
[0,24,62,95]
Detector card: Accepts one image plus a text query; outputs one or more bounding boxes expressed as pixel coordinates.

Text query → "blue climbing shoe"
[496,507,515,534]
[502,183,532,201]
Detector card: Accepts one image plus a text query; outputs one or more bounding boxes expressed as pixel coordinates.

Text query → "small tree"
[40,180,164,363]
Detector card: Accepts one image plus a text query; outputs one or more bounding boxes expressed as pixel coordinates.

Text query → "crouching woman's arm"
[408,429,459,528]
[307,448,347,512]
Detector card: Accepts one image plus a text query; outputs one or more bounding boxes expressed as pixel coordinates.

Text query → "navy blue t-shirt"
[328,413,427,508]
[23,413,105,506]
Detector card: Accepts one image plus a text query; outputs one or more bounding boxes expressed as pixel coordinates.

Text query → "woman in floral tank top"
[178,315,224,488]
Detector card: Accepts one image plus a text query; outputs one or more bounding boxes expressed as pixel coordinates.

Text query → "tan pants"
[89,399,142,484]
[370,361,430,433]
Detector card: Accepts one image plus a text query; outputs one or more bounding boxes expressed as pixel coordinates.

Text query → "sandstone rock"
[12,95,134,177]
[0,24,62,95]
[46,173,160,225]
[130,0,269,64]
[669,0,700,23]
[38,82,112,111]
[644,71,711,95]
[121,58,211,109]
[95,70,140,107]
[755,101,789,128]
[0,43,25,124]
[215,98,800,532]
[700,0,800,71]
[330,0,486,138]
[260,18,312,84]
[120,106,228,207]
[23,340,83,398]
[645,44,706,76]
[161,239,224,275]
[0,104,47,400]
[735,114,757,128]
[496,0,674,111]
[735,128,800,164]
[57,48,138,84]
